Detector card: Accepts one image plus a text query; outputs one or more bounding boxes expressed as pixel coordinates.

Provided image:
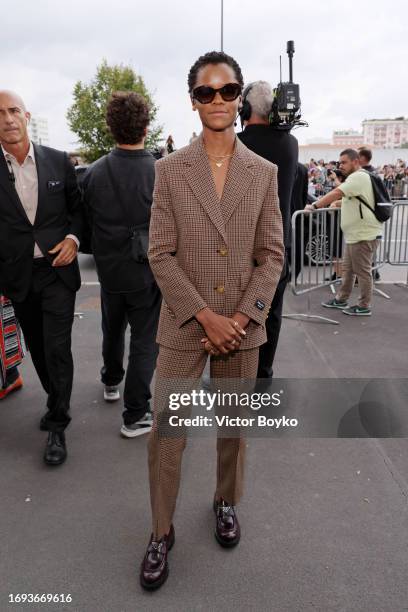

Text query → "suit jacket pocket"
[47,181,65,194]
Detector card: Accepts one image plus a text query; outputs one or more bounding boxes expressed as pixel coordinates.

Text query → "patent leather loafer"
[44,431,67,466]
[140,525,175,590]
[213,498,241,548]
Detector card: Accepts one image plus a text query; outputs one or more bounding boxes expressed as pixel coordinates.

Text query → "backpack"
[356,171,392,222]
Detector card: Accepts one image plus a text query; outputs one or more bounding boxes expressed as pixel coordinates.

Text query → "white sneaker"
[104,385,120,402]
[120,412,153,438]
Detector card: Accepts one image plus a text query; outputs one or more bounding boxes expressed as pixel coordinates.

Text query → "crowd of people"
[306,152,408,199]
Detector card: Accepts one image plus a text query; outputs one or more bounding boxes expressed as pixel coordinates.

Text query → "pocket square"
[47,180,64,191]
[47,181,64,189]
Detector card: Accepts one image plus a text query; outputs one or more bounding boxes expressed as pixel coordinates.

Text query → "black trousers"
[12,259,76,432]
[100,283,161,425]
[257,257,290,379]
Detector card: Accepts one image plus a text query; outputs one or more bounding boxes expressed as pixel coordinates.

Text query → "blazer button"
[219,248,228,256]
[215,285,225,294]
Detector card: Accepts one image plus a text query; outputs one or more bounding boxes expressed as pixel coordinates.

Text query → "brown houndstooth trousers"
[148,345,259,538]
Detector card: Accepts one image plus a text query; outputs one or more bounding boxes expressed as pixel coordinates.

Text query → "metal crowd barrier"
[388,180,408,200]
[285,207,393,325]
[386,200,408,289]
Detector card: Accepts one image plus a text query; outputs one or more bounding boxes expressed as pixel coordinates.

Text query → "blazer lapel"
[220,138,256,225]
[0,150,30,222]
[182,136,227,243]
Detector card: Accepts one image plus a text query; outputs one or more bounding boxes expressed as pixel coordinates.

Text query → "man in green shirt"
[305,148,382,315]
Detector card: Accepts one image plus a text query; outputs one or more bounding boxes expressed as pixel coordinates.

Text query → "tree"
[67,60,162,162]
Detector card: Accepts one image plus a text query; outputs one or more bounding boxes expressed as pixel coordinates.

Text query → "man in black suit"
[238,81,298,381]
[0,90,83,465]
[81,92,161,438]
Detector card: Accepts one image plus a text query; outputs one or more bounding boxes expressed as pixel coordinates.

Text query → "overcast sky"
[2,0,407,151]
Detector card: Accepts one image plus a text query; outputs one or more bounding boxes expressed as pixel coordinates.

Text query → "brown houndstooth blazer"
[148,133,284,351]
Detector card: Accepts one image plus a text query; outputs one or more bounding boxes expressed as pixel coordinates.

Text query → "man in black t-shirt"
[238,80,298,380]
[82,92,161,438]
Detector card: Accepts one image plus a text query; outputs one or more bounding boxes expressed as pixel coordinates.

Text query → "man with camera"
[238,80,298,381]
[81,92,161,438]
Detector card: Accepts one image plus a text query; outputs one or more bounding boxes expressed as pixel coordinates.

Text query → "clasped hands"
[195,308,249,356]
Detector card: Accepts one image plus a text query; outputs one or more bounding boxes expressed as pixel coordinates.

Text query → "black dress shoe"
[44,431,67,466]
[140,525,175,590]
[213,498,241,548]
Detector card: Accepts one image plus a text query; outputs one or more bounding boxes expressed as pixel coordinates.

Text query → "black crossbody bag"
[105,156,150,263]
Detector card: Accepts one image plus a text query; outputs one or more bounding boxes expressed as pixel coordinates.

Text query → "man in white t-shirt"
[305,148,382,316]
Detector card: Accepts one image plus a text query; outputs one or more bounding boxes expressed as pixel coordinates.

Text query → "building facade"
[28,116,49,146]
[299,145,407,166]
[362,118,408,149]
[332,130,364,147]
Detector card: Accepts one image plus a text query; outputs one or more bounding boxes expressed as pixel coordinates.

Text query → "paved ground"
[1,259,407,612]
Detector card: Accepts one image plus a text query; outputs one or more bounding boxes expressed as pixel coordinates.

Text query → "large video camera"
[270,41,307,131]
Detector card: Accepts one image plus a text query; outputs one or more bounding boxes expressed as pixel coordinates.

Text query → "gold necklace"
[207,153,233,168]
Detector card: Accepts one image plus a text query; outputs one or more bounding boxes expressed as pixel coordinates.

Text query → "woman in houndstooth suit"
[140,51,284,590]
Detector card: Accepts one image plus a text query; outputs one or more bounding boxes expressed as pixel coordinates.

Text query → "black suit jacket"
[238,125,298,248]
[81,148,156,293]
[0,144,83,302]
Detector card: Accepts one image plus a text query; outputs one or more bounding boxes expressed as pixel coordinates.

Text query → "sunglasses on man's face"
[192,83,242,104]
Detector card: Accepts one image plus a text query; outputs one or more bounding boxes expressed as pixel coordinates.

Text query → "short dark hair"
[187,51,244,94]
[340,148,359,161]
[358,146,372,162]
[106,91,149,145]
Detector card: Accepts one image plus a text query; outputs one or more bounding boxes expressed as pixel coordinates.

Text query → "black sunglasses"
[192,83,242,104]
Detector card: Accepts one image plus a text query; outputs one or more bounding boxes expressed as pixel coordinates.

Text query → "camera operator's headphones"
[239,83,255,126]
